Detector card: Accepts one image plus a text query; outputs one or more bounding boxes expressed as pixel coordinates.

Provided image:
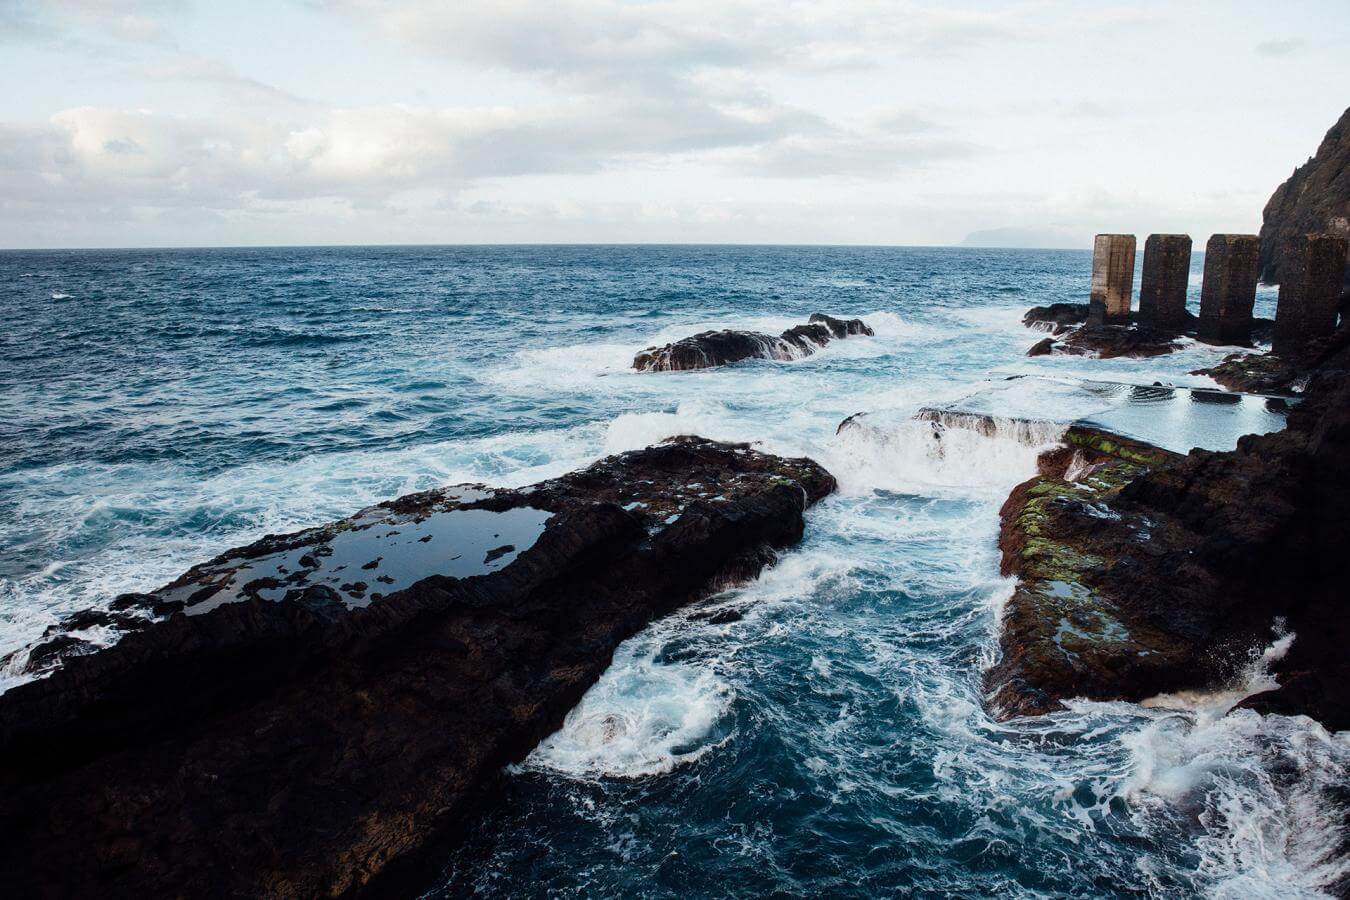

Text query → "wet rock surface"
[1023,302,1089,335]
[0,436,835,898]
[633,312,872,371]
[1046,324,1188,359]
[988,334,1350,730]
[1259,105,1350,289]
[1193,319,1350,394]
[1024,302,1193,358]
[1023,302,1279,359]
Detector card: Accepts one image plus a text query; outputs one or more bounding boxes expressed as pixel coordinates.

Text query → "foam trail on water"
[1114,708,1350,898]
[523,625,735,779]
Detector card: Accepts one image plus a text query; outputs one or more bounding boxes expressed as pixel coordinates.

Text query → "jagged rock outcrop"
[1259,105,1350,288]
[1041,325,1188,359]
[1023,303,1089,335]
[1024,302,1277,358]
[0,437,835,898]
[1193,318,1350,394]
[1024,303,1191,357]
[987,336,1350,730]
[633,313,872,371]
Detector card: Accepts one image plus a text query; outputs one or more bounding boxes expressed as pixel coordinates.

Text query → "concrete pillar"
[1088,234,1136,326]
[1138,234,1192,331]
[1198,234,1260,345]
[1273,233,1350,356]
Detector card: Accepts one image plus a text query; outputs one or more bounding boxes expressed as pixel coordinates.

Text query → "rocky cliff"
[0,437,834,897]
[1259,106,1350,288]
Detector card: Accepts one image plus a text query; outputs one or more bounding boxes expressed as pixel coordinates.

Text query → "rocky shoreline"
[0,437,834,897]
[988,317,1350,730]
[1021,301,1281,360]
[3,105,1348,896]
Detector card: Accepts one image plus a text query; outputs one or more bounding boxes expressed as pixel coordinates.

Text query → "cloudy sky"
[0,0,1346,248]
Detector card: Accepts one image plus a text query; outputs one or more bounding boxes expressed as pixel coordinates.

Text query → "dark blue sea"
[1,246,1342,898]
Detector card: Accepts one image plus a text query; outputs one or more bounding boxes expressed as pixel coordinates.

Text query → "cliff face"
[1259,106,1350,287]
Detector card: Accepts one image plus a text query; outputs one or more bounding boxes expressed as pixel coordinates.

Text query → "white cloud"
[0,1,1344,246]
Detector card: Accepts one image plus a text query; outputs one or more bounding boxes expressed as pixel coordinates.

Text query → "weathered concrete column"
[1088,234,1136,326]
[1273,233,1349,356]
[1137,234,1192,331]
[1198,234,1260,345]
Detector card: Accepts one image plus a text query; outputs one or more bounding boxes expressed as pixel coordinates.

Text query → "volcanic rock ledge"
[633,312,873,371]
[0,436,835,898]
[987,336,1350,730]
[1023,302,1214,359]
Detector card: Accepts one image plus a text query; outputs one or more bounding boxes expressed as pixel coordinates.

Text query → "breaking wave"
[828,406,1064,494]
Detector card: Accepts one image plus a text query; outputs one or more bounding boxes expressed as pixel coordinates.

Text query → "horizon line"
[0,240,1098,253]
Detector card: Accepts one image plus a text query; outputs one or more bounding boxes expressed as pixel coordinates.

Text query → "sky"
[0,0,1346,249]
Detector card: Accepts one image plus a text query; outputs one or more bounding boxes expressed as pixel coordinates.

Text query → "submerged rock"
[987,334,1350,729]
[0,436,835,897]
[633,312,873,371]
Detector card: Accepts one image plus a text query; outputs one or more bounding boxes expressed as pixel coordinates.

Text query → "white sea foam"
[523,627,735,779]
[602,399,758,456]
[827,407,1062,495]
[1115,709,1350,897]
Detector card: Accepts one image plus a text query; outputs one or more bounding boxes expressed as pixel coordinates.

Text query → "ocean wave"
[523,639,735,779]
[827,407,1061,496]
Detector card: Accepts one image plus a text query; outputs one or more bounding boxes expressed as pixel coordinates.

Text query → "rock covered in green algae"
[986,433,1195,718]
[987,337,1350,730]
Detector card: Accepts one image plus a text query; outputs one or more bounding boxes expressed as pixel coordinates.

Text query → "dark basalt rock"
[987,332,1350,730]
[1192,352,1305,395]
[1022,302,1280,358]
[1259,105,1350,289]
[1023,302,1089,335]
[633,312,873,371]
[1034,324,1188,359]
[0,436,835,898]
[1193,314,1350,394]
[1027,336,1056,356]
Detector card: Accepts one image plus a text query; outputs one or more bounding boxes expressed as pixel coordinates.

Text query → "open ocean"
[1,245,1345,897]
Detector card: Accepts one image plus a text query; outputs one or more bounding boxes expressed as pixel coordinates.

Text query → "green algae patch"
[1065,426,1179,468]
